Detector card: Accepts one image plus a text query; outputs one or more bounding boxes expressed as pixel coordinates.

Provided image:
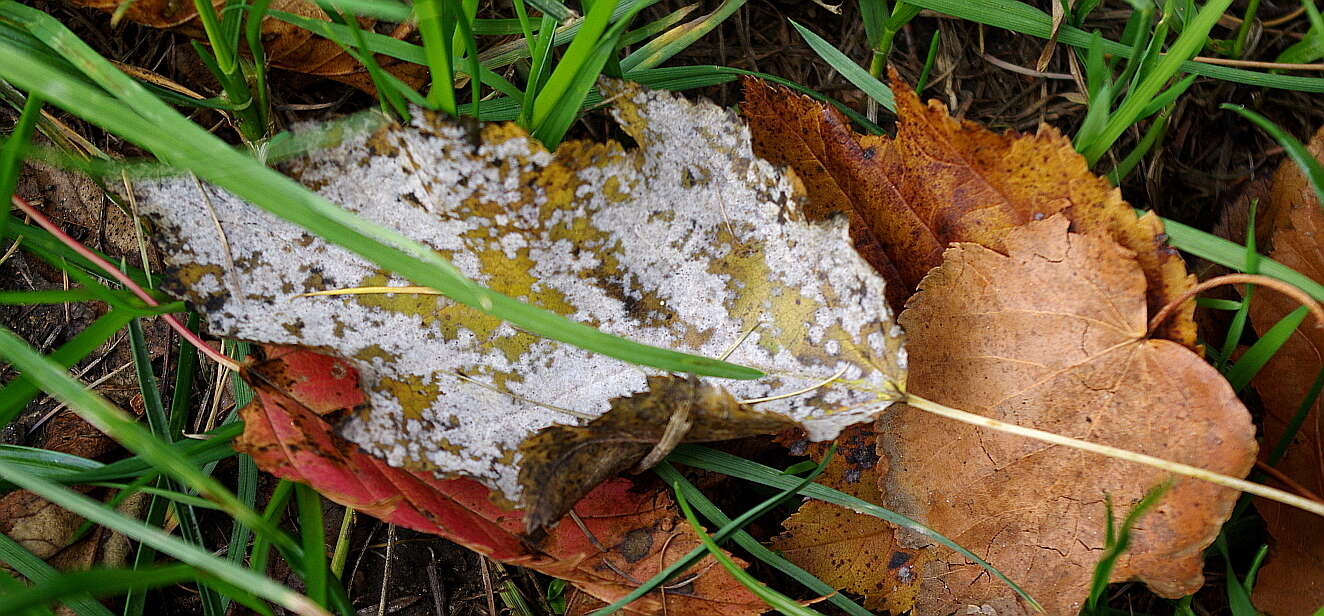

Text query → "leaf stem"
[902,393,1324,519]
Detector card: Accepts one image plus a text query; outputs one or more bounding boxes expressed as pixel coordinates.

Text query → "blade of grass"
[1083,483,1169,613]
[1222,104,1324,207]
[653,463,873,616]
[529,0,618,127]
[592,447,835,616]
[907,0,1324,92]
[1079,0,1233,164]
[790,20,895,111]
[0,309,135,426]
[619,0,744,72]
[3,565,271,616]
[0,92,41,238]
[673,483,826,616]
[295,484,329,607]
[1226,305,1309,392]
[0,459,327,615]
[667,444,1042,611]
[0,326,303,557]
[0,532,113,616]
[1160,216,1324,302]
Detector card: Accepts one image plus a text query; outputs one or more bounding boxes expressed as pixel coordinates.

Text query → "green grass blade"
[526,0,573,21]
[0,533,113,616]
[653,463,873,616]
[790,20,895,111]
[1083,483,1168,613]
[1222,104,1324,208]
[1160,216,1324,302]
[0,327,303,557]
[619,0,744,72]
[0,309,135,426]
[906,0,1324,92]
[1226,305,1309,392]
[668,444,1042,611]
[0,445,103,479]
[0,92,42,239]
[1079,0,1233,164]
[0,458,325,615]
[1267,366,1324,466]
[593,449,834,616]
[672,484,826,616]
[295,484,329,607]
[530,0,618,128]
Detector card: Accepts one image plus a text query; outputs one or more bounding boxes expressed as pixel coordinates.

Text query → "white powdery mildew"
[137,83,906,500]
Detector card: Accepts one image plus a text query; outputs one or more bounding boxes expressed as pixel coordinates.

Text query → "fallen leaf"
[878,215,1255,615]
[238,345,764,615]
[1247,136,1324,614]
[138,80,906,513]
[72,0,426,91]
[741,73,1198,347]
[518,375,796,530]
[769,424,925,614]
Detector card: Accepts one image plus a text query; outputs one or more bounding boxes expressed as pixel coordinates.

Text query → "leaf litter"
[136,80,907,523]
[1243,126,1324,615]
[742,74,1265,615]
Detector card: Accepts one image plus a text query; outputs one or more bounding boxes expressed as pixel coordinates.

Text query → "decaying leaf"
[138,81,906,516]
[741,72,1198,348]
[878,215,1255,615]
[238,345,765,615]
[73,0,426,91]
[1246,135,1324,615]
[519,375,796,530]
[769,425,925,614]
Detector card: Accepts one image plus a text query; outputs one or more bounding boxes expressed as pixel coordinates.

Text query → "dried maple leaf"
[238,345,764,615]
[741,73,1198,348]
[769,424,925,614]
[73,0,426,91]
[878,215,1255,615]
[138,81,906,513]
[1246,133,1324,614]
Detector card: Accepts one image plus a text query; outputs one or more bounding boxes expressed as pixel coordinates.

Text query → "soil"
[2,0,1318,614]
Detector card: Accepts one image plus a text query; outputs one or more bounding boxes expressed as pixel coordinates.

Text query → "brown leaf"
[1248,145,1324,614]
[769,425,925,614]
[878,215,1255,615]
[72,0,426,91]
[741,73,1198,347]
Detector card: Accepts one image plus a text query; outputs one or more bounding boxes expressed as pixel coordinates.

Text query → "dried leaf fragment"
[1247,132,1324,615]
[879,215,1255,615]
[139,81,906,511]
[741,73,1198,347]
[769,425,925,614]
[519,375,796,530]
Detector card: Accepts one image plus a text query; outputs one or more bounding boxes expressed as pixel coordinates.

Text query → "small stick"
[10,194,238,371]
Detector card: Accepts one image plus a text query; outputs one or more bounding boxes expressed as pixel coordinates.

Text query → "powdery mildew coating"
[137,82,907,500]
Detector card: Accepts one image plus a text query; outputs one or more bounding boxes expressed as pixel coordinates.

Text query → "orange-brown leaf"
[1247,141,1324,614]
[770,425,925,614]
[741,73,1197,347]
[237,346,763,616]
[878,215,1255,615]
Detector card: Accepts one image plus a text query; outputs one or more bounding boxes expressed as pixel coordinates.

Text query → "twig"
[10,194,239,371]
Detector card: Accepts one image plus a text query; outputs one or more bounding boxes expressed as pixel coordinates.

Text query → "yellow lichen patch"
[376,374,442,421]
[354,344,397,364]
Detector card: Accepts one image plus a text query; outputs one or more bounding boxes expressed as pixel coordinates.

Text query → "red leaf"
[236,345,763,614]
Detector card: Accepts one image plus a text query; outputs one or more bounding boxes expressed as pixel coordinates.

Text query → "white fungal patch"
[137,82,906,500]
